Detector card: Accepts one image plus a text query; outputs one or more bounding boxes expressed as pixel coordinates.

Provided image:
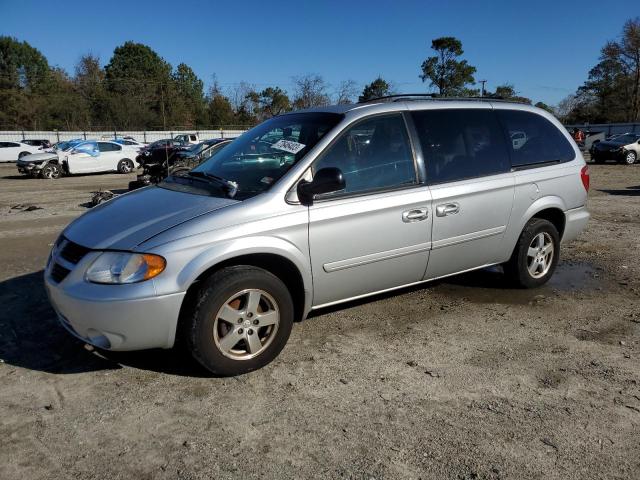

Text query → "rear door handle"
[402,208,429,222]
[435,202,460,217]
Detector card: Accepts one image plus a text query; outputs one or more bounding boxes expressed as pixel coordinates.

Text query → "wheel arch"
[172,239,313,342]
[520,196,567,240]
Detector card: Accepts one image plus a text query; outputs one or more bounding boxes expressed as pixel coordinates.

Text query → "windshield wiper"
[187,171,239,198]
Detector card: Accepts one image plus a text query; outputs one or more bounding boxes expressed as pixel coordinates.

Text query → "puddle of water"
[436,261,601,305]
[547,261,600,291]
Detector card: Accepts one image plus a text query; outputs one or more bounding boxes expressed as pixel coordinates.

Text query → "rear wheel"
[185,266,294,376]
[40,163,61,179]
[117,158,134,173]
[624,151,637,165]
[504,218,560,288]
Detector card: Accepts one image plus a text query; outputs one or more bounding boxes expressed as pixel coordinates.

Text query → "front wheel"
[623,151,637,165]
[18,151,30,159]
[184,266,294,376]
[117,158,134,173]
[40,163,62,179]
[504,218,560,288]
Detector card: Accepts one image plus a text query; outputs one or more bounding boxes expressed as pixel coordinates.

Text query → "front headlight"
[85,252,166,284]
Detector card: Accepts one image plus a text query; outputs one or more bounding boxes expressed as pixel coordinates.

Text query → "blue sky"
[1,0,637,105]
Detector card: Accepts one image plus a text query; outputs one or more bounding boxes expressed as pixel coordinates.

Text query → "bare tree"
[334,80,359,104]
[292,74,330,109]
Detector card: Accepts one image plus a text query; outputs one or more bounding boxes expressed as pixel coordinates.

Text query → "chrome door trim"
[323,242,432,273]
[431,226,506,250]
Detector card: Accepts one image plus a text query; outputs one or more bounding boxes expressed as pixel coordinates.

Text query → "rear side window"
[411,109,510,184]
[98,142,121,152]
[496,110,575,168]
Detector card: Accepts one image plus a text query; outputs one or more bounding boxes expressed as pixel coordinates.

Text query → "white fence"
[0,129,247,143]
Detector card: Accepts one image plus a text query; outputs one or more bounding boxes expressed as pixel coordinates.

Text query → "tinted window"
[313,114,416,196]
[412,109,510,184]
[496,110,574,167]
[98,142,121,152]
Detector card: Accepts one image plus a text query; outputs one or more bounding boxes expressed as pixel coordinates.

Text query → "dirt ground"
[0,159,638,480]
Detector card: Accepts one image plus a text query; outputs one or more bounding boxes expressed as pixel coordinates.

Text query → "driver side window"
[313,114,417,196]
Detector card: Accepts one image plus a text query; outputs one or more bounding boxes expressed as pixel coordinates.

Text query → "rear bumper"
[45,274,185,351]
[562,206,590,243]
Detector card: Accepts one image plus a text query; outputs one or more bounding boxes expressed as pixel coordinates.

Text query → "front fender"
[153,235,313,316]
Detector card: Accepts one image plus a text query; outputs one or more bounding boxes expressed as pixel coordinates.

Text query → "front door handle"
[436,202,460,217]
[402,208,429,222]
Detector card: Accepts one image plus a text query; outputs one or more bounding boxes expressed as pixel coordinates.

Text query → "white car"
[63,141,138,175]
[0,141,42,162]
[18,140,139,178]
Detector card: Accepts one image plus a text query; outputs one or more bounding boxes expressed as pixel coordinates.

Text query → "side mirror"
[297,167,346,205]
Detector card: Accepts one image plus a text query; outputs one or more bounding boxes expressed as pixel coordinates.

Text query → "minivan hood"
[63,186,238,250]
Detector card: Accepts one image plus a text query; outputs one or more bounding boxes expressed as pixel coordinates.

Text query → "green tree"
[104,41,173,129]
[172,63,206,126]
[207,81,238,128]
[420,37,476,96]
[0,36,53,128]
[534,101,555,114]
[74,53,109,128]
[358,77,392,102]
[246,86,291,120]
[490,84,532,104]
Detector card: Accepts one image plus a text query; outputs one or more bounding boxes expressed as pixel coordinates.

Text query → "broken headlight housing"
[85,252,166,284]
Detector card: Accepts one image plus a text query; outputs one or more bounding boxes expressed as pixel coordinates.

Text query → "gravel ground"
[0,160,638,480]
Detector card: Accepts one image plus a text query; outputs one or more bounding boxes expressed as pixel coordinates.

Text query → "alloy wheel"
[526,232,554,279]
[213,289,280,360]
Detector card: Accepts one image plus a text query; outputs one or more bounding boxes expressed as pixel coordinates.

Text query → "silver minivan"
[45,97,590,375]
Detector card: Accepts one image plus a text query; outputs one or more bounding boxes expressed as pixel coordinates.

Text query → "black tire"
[18,151,30,159]
[40,163,61,179]
[623,151,637,165]
[185,266,294,376]
[117,158,134,174]
[504,218,560,289]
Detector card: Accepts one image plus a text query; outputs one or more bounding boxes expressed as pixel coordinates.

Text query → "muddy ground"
[0,160,638,480]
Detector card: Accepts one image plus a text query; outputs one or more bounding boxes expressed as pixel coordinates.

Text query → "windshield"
[189,112,342,198]
[612,134,639,144]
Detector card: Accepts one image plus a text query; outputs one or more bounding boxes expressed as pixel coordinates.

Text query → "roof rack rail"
[357,94,530,105]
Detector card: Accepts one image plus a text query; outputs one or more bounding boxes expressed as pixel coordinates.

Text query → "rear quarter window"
[496,110,575,168]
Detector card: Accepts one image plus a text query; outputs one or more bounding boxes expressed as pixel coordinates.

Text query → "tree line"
[558,17,640,123]
[2,18,637,131]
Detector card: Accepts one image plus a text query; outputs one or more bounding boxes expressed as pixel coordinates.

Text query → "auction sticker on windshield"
[271,139,306,154]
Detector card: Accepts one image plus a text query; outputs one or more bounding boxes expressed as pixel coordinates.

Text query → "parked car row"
[11,134,225,179]
[129,138,231,189]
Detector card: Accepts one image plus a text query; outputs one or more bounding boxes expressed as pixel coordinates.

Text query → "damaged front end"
[129,148,182,190]
[17,156,65,179]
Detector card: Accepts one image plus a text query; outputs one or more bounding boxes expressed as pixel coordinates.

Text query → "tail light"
[580,165,590,192]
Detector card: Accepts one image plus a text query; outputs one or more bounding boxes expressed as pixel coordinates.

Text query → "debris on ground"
[88,190,117,207]
[9,204,43,212]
